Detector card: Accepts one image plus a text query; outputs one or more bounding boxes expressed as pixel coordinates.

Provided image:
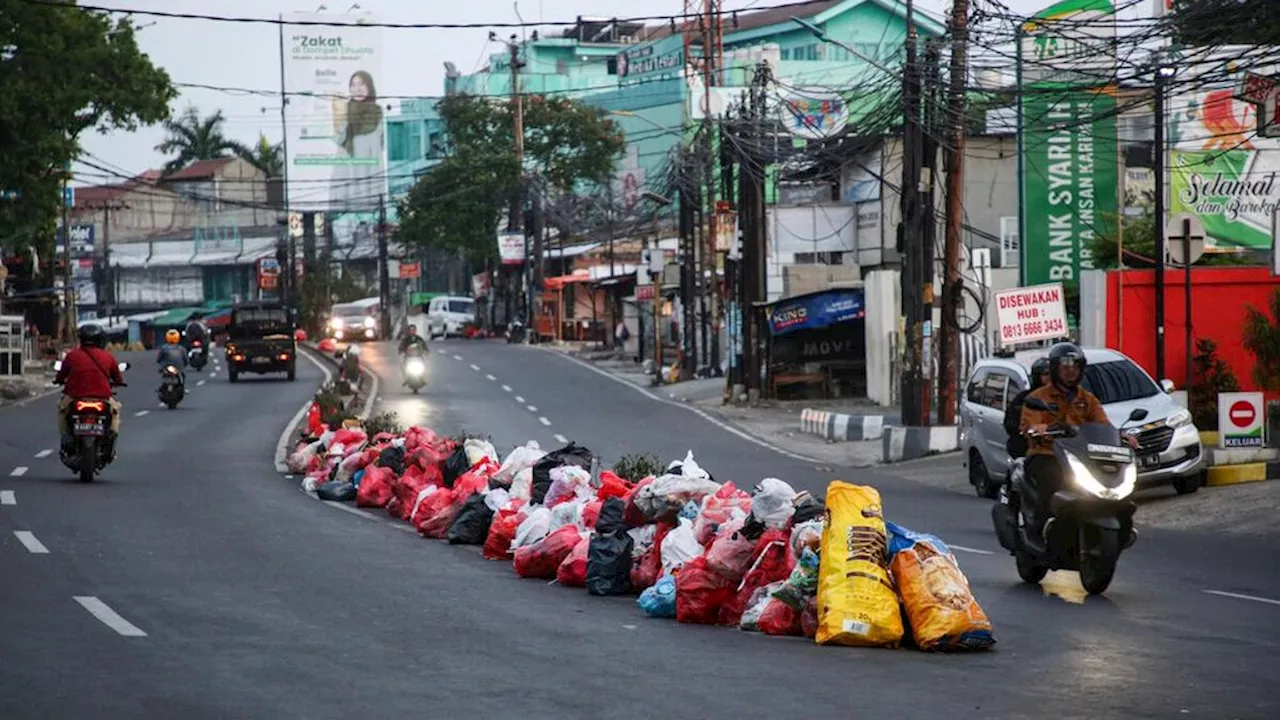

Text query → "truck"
[225,302,297,382]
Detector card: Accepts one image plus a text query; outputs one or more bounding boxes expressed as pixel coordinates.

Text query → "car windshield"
[448,300,474,314]
[1082,360,1159,405]
[332,304,368,317]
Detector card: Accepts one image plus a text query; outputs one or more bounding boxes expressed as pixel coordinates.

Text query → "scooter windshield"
[1059,423,1135,490]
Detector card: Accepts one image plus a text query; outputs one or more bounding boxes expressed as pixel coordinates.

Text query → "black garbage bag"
[586,529,634,596]
[595,497,626,535]
[791,491,825,525]
[531,442,594,505]
[447,493,495,545]
[317,480,357,502]
[739,513,767,541]
[377,446,406,476]
[442,445,471,489]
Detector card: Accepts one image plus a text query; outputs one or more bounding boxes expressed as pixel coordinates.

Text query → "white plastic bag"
[667,450,711,481]
[789,518,825,558]
[752,478,798,529]
[635,473,722,520]
[512,506,553,549]
[301,474,324,493]
[550,499,583,530]
[464,438,499,468]
[628,524,659,558]
[409,485,440,522]
[509,467,534,502]
[286,442,320,474]
[660,518,704,573]
[545,465,593,508]
[484,488,512,513]
[334,451,367,483]
[494,441,545,485]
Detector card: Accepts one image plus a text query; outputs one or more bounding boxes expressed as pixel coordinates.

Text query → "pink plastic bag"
[556,536,590,587]
[693,482,753,545]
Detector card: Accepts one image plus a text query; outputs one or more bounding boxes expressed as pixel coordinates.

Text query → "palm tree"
[238,134,284,178]
[154,106,245,174]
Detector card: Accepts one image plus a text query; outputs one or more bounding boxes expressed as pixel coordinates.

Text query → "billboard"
[283,13,385,219]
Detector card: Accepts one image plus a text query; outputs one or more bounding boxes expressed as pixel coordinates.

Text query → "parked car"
[425,295,476,339]
[960,347,1205,498]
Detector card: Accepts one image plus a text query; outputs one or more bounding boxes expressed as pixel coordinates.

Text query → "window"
[793,252,846,265]
[448,299,475,315]
[983,372,1010,410]
[780,48,791,60]
[387,122,410,162]
[1083,361,1159,405]
[967,369,988,403]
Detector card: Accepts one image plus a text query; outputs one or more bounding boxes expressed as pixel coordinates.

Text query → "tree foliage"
[1171,0,1280,46]
[1242,289,1280,392]
[396,93,624,262]
[0,2,175,245]
[1085,209,1256,270]
[238,134,284,179]
[1189,338,1239,430]
[155,106,246,174]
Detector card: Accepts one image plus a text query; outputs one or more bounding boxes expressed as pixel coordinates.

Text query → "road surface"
[0,341,1274,719]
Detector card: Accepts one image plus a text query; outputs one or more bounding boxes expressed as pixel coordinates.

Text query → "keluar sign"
[1217,391,1264,448]
[994,282,1068,346]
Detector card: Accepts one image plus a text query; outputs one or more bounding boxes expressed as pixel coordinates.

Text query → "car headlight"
[330,318,344,329]
[1166,408,1192,428]
[405,358,425,375]
[363,317,375,329]
[1065,451,1136,500]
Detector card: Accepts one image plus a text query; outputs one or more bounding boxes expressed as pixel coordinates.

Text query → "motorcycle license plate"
[1138,453,1161,469]
[73,418,105,436]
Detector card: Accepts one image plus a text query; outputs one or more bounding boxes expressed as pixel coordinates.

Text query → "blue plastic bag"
[352,468,366,489]
[679,500,701,521]
[886,520,953,559]
[637,573,677,618]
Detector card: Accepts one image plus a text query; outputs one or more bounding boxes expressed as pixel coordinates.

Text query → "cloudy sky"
[76,0,1091,186]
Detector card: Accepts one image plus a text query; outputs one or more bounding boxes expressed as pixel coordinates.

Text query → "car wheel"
[1172,471,1203,495]
[969,450,998,499]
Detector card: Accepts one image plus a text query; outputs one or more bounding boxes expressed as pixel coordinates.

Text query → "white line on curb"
[538,416,551,427]
[554,433,569,444]
[486,374,496,381]
[502,385,512,392]
[10,467,27,477]
[322,500,380,520]
[14,530,48,554]
[0,490,14,505]
[273,348,334,473]
[949,545,995,556]
[135,410,149,417]
[1204,589,1280,607]
[515,396,525,403]
[74,596,147,637]
[526,405,537,413]
[34,449,52,459]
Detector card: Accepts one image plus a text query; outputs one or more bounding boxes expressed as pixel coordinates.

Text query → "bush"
[363,411,404,437]
[314,382,353,429]
[1189,339,1239,431]
[612,452,662,482]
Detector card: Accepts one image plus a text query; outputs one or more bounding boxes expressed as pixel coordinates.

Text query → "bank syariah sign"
[995,282,1068,346]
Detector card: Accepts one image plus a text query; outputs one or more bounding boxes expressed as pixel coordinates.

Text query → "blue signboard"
[767,289,865,336]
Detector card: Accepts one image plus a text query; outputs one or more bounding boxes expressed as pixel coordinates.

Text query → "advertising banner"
[1019,0,1119,287]
[497,232,525,265]
[283,13,385,218]
[766,289,865,336]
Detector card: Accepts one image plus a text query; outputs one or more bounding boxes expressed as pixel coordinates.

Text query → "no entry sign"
[994,282,1069,346]
[1218,392,1265,448]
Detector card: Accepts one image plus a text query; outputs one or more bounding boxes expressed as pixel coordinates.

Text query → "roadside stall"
[761,287,867,400]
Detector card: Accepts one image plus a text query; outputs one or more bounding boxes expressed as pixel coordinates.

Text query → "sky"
[75,0,1067,187]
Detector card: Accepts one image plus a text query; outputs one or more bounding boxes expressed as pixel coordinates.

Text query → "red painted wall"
[1105,266,1279,394]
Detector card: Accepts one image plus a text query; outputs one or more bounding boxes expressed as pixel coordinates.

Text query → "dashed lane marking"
[486,374,497,381]
[453,354,464,361]
[197,380,206,387]
[1204,590,1280,607]
[502,385,513,392]
[949,545,995,556]
[74,596,147,637]
[10,467,27,477]
[135,410,150,417]
[526,405,538,413]
[14,530,48,554]
[539,417,551,427]
[554,433,569,444]
[515,396,525,404]
[34,449,52,459]
[0,490,14,505]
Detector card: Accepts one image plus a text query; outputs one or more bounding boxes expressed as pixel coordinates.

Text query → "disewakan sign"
[994,282,1069,346]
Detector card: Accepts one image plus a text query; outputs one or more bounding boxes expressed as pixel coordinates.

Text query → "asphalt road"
[0,340,1274,719]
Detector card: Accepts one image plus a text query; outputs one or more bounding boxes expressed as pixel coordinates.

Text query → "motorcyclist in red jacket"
[54,325,125,455]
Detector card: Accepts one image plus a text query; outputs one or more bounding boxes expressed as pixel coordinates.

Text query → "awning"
[762,288,865,336]
[192,241,241,266]
[543,271,592,291]
[110,243,150,269]
[204,308,232,328]
[236,236,279,263]
[147,240,196,268]
[150,306,203,326]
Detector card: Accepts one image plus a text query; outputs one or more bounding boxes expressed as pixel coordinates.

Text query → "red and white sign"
[994,282,1068,346]
[497,232,525,265]
[399,262,420,279]
[1218,391,1265,448]
[636,284,656,302]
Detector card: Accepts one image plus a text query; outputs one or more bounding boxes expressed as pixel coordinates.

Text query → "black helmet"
[1029,357,1051,389]
[1047,342,1086,388]
[78,323,106,348]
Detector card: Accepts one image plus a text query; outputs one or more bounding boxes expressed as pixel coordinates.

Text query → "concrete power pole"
[898,0,928,427]
[937,0,970,426]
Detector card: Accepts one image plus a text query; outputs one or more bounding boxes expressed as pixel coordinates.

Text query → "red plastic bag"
[483,508,522,560]
[356,466,395,508]
[704,518,756,580]
[331,428,367,449]
[581,499,604,529]
[395,465,442,521]
[622,476,656,527]
[556,536,590,587]
[758,597,802,636]
[718,531,793,626]
[514,526,582,579]
[675,556,736,625]
[306,403,325,437]
[386,496,404,519]
[417,502,463,539]
[801,596,819,639]
[410,488,451,525]
[630,522,673,591]
[693,482,753,545]
[597,470,632,500]
[455,459,500,497]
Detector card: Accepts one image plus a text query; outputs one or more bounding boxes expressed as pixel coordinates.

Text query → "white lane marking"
[14,530,49,554]
[554,433,569,444]
[73,596,147,637]
[469,364,480,371]
[453,354,464,361]
[486,374,496,381]
[34,449,52,459]
[197,380,206,387]
[526,405,538,413]
[1204,589,1280,607]
[10,467,28,477]
[209,372,217,377]
[949,545,995,556]
[0,490,15,505]
[135,410,150,417]
[322,500,380,520]
[274,347,334,473]
[502,385,513,393]
[538,416,552,427]
[544,350,822,464]
[515,396,525,404]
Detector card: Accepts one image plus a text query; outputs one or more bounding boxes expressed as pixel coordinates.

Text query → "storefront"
[762,287,866,399]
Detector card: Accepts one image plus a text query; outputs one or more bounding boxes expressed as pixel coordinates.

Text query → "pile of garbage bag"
[286,425,995,652]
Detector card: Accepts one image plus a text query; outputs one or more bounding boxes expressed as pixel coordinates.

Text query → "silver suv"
[960,347,1205,498]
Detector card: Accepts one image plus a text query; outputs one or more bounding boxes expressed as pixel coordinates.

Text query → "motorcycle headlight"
[1065,451,1136,500]
[363,317,376,329]
[1166,408,1192,429]
[406,358,425,375]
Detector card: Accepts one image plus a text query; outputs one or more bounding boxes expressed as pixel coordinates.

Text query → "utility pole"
[302,211,316,332]
[678,151,698,379]
[1153,65,1167,381]
[899,0,927,427]
[506,37,528,327]
[377,197,391,336]
[740,63,769,402]
[529,182,544,343]
[920,40,941,426]
[937,0,969,426]
[277,13,294,313]
[60,173,73,344]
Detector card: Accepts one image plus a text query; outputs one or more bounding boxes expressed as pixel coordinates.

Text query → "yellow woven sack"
[815,482,903,647]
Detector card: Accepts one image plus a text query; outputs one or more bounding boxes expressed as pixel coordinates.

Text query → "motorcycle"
[187,339,207,371]
[402,346,426,394]
[54,359,130,483]
[158,364,185,409]
[991,397,1147,596]
[506,320,526,344]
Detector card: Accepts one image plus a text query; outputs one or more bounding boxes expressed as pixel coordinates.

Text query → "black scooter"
[158,364,185,409]
[991,397,1147,596]
[506,320,526,344]
[187,339,207,371]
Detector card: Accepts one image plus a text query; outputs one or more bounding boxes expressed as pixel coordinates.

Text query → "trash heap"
[287,426,996,651]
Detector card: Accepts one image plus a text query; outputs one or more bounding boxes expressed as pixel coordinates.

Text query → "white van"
[425,296,476,338]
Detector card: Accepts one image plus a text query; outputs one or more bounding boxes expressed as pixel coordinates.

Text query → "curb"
[299,344,376,419]
[1205,462,1280,487]
[881,425,960,463]
[800,408,887,441]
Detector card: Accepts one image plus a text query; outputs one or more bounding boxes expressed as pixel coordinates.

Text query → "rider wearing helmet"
[1018,343,1110,542]
[1004,357,1051,459]
[54,325,126,453]
[397,324,428,386]
[157,329,188,387]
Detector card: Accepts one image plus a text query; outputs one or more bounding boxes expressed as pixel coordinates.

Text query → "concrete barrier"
[800,408,888,441]
[881,425,960,463]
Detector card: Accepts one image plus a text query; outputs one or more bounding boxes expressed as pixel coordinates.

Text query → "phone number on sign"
[1001,317,1066,340]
